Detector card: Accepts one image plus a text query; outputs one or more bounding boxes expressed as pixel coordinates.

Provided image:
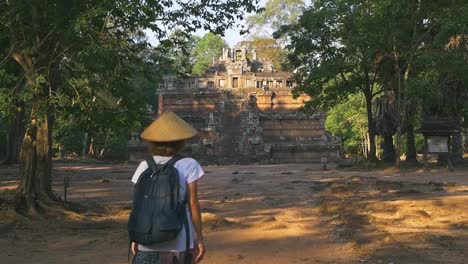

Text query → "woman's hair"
[148,140,185,156]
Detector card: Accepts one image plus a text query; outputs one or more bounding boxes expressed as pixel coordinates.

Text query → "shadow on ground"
[0,162,467,264]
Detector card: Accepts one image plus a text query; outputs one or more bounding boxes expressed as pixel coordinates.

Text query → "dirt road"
[1,162,467,264]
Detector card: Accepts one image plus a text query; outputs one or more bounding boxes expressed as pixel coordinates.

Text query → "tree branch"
[12,52,36,88]
[37,29,55,50]
[370,68,377,90]
[372,87,384,98]
[340,72,349,86]
[0,42,16,67]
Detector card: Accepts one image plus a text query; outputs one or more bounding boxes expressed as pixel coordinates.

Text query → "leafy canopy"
[247,0,305,39]
[326,93,367,155]
[0,0,261,159]
[192,33,228,76]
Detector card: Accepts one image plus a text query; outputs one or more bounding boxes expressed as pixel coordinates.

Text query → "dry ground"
[0,162,467,264]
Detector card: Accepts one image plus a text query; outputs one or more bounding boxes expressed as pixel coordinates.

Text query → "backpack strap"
[166,155,184,209]
[146,155,185,170]
[145,157,159,175]
[166,155,185,167]
[163,155,191,263]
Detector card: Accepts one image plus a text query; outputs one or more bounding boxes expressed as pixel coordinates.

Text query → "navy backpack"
[128,156,190,254]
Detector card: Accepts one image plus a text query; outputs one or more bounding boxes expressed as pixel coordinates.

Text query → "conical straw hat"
[141,111,198,142]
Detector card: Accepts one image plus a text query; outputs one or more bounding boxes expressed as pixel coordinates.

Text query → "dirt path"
[0,162,467,264]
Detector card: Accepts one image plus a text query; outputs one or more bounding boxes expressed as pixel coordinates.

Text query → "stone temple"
[129,44,341,163]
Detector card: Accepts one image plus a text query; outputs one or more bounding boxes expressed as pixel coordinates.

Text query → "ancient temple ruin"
[129,44,341,163]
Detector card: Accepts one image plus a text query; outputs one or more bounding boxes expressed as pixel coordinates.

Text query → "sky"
[145,23,250,47]
[145,0,268,47]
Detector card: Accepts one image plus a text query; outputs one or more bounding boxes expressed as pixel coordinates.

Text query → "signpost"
[418,119,461,171]
[427,136,449,153]
[64,176,70,201]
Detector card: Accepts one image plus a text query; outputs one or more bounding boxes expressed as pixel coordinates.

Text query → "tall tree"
[192,33,228,76]
[240,37,287,70]
[0,14,25,164]
[277,0,396,161]
[247,0,305,42]
[1,0,260,214]
[387,0,468,166]
[0,66,24,164]
[280,0,467,164]
[325,93,368,157]
[156,31,200,76]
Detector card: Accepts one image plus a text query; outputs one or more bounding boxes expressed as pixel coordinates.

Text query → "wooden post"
[64,176,70,202]
[82,132,88,158]
[447,136,454,171]
[423,135,428,169]
[158,93,164,115]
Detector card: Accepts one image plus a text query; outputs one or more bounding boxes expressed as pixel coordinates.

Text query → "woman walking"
[129,111,206,264]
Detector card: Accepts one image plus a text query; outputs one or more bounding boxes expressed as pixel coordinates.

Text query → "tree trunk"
[88,137,95,156]
[82,132,88,158]
[15,111,57,215]
[361,132,367,157]
[381,134,395,162]
[365,93,377,161]
[395,130,402,168]
[405,124,418,163]
[451,132,463,165]
[3,100,25,164]
[9,0,63,215]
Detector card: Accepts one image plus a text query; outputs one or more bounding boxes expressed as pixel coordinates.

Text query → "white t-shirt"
[131,156,205,252]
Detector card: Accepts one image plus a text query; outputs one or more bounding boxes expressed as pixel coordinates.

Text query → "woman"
[130,111,206,264]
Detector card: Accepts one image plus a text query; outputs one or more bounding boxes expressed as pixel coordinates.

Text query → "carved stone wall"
[128,87,341,163]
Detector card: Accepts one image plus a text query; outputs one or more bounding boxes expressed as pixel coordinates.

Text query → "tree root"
[15,191,68,219]
[36,199,69,216]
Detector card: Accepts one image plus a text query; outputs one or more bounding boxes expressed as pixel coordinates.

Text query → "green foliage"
[192,33,228,75]
[150,31,201,77]
[400,133,425,155]
[279,0,468,159]
[53,117,84,156]
[0,117,6,158]
[1,0,261,162]
[0,67,21,160]
[277,0,398,160]
[389,0,468,120]
[247,0,305,39]
[326,93,367,155]
[240,37,287,70]
[0,69,18,119]
[164,32,200,76]
[53,118,131,161]
[101,131,130,161]
[278,0,413,109]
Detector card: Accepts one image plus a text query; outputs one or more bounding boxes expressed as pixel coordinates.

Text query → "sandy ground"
[0,162,467,264]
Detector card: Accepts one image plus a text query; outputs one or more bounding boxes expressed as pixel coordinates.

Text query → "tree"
[0,17,25,164]
[277,0,398,161]
[1,0,260,215]
[155,31,200,77]
[280,0,467,164]
[247,0,305,42]
[325,93,368,157]
[0,66,24,164]
[192,33,228,76]
[384,0,468,166]
[240,37,287,70]
[413,38,468,164]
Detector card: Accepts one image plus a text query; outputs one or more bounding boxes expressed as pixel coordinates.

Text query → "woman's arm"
[188,181,205,263]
